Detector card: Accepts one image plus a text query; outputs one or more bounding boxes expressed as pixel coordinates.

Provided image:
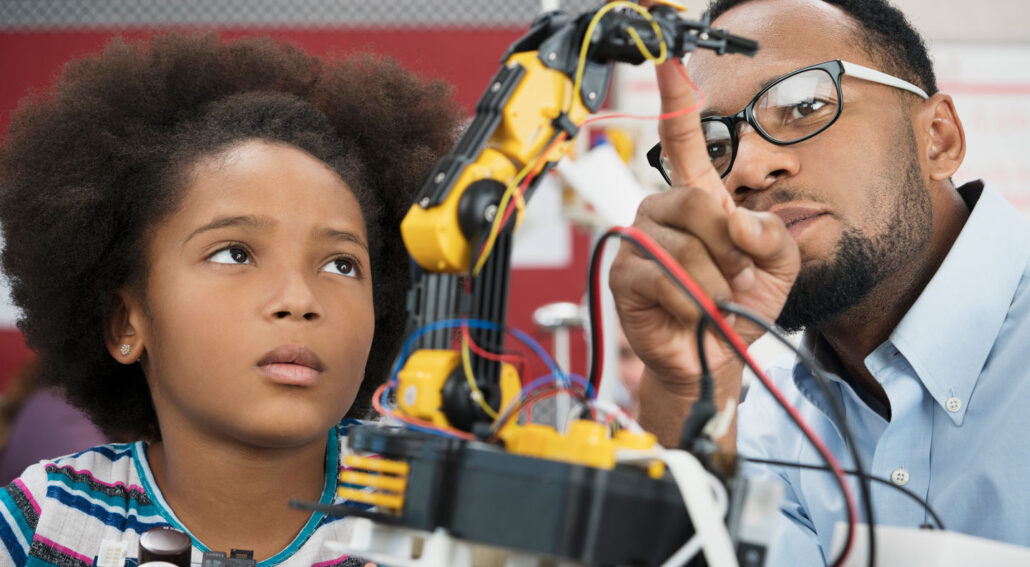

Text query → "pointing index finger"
[655,59,733,211]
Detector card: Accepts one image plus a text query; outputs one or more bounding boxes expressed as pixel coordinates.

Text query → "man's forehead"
[687,0,866,108]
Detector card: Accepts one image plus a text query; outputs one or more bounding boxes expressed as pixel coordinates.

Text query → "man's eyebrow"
[700,75,781,119]
[317,227,369,253]
[184,215,272,246]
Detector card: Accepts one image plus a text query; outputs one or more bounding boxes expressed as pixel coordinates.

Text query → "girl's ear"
[105,289,148,364]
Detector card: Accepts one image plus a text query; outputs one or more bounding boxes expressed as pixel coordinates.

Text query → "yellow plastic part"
[400,148,516,273]
[505,423,562,460]
[336,487,405,510]
[396,350,457,427]
[566,420,616,469]
[339,470,407,492]
[396,349,521,430]
[491,51,588,171]
[504,421,665,477]
[344,454,410,476]
[338,455,410,513]
[400,50,588,273]
[614,429,665,479]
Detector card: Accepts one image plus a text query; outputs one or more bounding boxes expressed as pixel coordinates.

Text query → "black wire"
[587,230,861,567]
[718,301,875,567]
[740,456,946,531]
[586,226,609,393]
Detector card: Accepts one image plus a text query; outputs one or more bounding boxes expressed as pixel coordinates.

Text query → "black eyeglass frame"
[646,59,929,183]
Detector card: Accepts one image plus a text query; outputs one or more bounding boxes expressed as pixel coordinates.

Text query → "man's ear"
[918,93,966,181]
[105,289,147,364]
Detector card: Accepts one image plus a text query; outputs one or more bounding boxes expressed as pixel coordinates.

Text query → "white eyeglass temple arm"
[841,60,930,99]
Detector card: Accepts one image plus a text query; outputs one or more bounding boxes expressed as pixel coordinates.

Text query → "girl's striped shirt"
[0,420,368,567]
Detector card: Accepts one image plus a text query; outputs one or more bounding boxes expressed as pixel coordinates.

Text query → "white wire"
[590,399,645,432]
[616,448,738,567]
[662,534,703,567]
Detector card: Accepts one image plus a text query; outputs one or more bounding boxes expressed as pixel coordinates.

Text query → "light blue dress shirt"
[737,182,1030,565]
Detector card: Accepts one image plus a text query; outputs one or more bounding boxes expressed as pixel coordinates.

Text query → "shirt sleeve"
[738,375,827,566]
[0,461,46,566]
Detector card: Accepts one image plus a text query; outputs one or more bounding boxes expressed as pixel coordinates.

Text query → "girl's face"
[124,140,374,448]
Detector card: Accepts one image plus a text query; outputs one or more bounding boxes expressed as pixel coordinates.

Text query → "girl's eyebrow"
[316,227,369,253]
[183,215,272,246]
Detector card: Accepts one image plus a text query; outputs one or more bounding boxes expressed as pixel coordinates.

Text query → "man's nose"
[724,129,801,203]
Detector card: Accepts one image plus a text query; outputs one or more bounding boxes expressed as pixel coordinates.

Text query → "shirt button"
[946,397,962,412]
[891,468,910,486]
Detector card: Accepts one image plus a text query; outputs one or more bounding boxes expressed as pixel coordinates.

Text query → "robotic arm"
[398,2,757,433]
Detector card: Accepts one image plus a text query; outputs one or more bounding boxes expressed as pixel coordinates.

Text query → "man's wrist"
[637,361,744,448]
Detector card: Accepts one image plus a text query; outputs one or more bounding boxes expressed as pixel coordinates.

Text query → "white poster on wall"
[935,43,1030,213]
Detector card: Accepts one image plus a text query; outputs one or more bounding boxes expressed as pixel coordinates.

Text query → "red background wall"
[0,27,592,390]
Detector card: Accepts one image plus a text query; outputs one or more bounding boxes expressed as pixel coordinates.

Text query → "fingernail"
[731,267,755,291]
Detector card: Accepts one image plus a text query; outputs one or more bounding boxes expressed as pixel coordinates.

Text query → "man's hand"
[609,59,800,445]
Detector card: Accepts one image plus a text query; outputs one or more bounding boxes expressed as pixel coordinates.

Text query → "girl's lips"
[257,344,324,386]
[259,362,320,386]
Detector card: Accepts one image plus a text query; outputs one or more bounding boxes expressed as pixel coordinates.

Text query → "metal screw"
[587,92,597,101]
[419,197,431,208]
[700,32,710,40]
[490,82,501,93]
[547,52,557,62]
[484,204,498,222]
[434,172,446,183]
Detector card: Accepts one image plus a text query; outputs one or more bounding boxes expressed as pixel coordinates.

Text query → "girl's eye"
[209,246,251,265]
[322,257,360,278]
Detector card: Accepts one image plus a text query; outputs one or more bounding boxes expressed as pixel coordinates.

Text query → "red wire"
[581,60,706,126]
[474,132,570,267]
[461,319,526,369]
[595,226,857,565]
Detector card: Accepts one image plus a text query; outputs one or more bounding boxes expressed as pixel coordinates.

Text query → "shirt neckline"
[131,425,340,565]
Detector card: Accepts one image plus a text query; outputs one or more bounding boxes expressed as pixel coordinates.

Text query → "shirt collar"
[791,182,1030,425]
[887,182,1030,425]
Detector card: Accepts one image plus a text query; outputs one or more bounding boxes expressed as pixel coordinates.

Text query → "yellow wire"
[626,26,667,64]
[461,335,499,420]
[470,172,529,276]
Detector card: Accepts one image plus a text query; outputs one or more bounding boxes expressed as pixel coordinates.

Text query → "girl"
[0,33,460,566]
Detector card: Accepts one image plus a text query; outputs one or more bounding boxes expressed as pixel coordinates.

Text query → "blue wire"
[378,383,467,439]
[390,318,570,388]
[519,372,592,399]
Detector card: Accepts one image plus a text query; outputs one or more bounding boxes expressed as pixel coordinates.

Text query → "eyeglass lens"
[698,68,840,177]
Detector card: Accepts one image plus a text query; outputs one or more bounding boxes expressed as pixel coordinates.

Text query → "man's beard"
[775,140,932,333]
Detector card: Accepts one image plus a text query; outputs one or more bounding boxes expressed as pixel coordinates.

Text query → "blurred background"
[1,0,1028,415]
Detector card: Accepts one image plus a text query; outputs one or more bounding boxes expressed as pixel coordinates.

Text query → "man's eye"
[790,99,829,119]
[209,246,250,264]
[707,142,731,159]
[322,257,360,278]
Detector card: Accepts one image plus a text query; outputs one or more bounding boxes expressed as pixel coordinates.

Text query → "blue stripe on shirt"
[45,485,165,534]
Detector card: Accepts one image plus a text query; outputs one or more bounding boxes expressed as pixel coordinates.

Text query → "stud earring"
[120,344,132,356]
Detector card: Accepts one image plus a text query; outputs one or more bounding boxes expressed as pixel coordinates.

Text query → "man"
[612,0,1030,563]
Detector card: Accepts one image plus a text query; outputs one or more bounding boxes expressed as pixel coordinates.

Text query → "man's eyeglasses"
[647,59,929,182]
